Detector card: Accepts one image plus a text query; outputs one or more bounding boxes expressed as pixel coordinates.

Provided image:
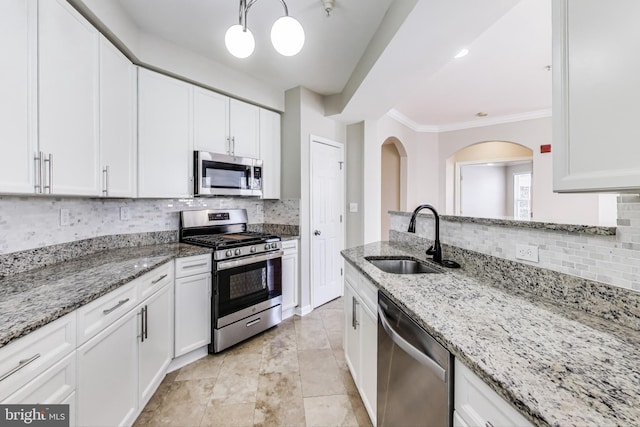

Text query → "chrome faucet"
[408,204,442,264]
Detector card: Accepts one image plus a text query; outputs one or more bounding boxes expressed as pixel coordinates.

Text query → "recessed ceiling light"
[454,48,469,59]
[476,112,488,117]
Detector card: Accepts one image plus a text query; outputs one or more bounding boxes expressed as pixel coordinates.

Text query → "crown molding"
[386,108,552,133]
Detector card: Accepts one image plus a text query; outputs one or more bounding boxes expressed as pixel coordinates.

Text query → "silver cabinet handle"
[144,305,148,340]
[151,274,168,284]
[103,298,130,315]
[181,262,208,269]
[138,307,145,342]
[352,296,359,329]
[485,422,494,427]
[102,165,109,196]
[0,353,41,382]
[226,136,231,155]
[246,318,261,327]
[34,152,42,193]
[43,153,53,193]
[231,136,235,155]
[314,230,321,236]
[378,306,446,382]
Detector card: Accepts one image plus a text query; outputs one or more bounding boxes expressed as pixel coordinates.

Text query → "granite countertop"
[0,243,211,348]
[279,234,300,241]
[342,241,640,427]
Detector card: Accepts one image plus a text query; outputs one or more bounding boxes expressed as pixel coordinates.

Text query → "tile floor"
[134,297,373,427]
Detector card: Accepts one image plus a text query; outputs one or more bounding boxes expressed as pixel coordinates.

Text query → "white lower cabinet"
[343,263,377,425]
[281,240,299,319]
[454,359,533,427]
[174,254,212,357]
[77,308,139,427]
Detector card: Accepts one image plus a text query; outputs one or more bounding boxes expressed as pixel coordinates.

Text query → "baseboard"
[295,304,313,316]
[282,306,296,320]
[166,346,208,373]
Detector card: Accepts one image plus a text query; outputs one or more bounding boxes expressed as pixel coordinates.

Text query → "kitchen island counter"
[0,243,211,348]
[342,241,640,427]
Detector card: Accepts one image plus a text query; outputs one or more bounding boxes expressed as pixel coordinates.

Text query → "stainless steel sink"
[365,256,441,274]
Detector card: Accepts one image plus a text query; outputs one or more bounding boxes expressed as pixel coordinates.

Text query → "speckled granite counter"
[0,243,211,348]
[342,241,640,427]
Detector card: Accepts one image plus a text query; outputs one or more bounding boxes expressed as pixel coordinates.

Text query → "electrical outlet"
[60,209,70,226]
[120,207,130,221]
[516,244,539,262]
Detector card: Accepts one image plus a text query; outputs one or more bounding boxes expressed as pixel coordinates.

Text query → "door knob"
[314,230,321,236]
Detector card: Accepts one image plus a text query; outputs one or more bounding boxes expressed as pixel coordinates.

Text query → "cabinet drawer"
[175,254,211,278]
[359,275,378,315]
[3,351,75,405]
[281,240,298,252]
[344,262,360,292]
[76,280,138,346]
[455,359,533,427]
[0,312,76,402]
[137,261,174,301]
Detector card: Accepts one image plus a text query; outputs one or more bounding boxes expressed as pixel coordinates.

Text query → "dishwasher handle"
[378,306,447,382]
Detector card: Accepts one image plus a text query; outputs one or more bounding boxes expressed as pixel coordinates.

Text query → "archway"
[381,137,408,239]
[446,141,533,219]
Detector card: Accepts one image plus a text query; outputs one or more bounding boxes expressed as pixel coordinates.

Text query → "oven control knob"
[235,249,242,256]
[264,244,270,250]
[250,246,256,253]
[271,243,278,249]
[225,250,232,257]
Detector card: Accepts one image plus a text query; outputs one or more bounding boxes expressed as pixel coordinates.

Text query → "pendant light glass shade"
[270,16,305,56]
[225,24,255,58]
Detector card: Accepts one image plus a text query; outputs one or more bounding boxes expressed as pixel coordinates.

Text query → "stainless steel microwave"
[194,151,263,197]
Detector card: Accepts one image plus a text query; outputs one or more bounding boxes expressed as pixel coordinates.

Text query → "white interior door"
[311,137,344,308]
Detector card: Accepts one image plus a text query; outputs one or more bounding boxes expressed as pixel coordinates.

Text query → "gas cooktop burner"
[179,209,282,261]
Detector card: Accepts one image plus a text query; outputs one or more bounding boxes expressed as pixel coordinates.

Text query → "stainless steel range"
[180,209,282,353]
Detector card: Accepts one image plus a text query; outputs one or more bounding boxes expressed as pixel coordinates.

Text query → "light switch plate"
[515,244,539,262]
[120,207,130,221]
[60,209,70,226]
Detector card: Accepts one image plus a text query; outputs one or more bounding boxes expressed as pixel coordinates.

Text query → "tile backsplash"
[390,195,640,291]
[0,196,300,255]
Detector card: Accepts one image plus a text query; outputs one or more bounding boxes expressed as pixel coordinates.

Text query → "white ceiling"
[114,0,552,129]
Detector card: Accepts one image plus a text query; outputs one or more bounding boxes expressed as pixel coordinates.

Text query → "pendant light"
[225,0,305,58]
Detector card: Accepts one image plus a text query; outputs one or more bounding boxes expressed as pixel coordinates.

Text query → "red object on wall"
[540,144,551,153]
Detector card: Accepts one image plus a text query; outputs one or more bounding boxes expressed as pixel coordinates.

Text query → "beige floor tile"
[254,372,306,427]
[175,354,225,382]
[295,318,331,350]
[298,349,346,397]
[148,401,207,427]
[316,297,344,311]
[199,401,255,427]
[164,378,217,406]
[347,392,374,427]
[303,395,359,427]
[327,327,344,351]
[320,308,344,333]
[211,353,262,403]
[224,332,267,356]
[132,409,153,427]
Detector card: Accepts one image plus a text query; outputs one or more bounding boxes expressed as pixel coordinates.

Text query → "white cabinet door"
[260,108,281,199]
[38,0,101,196]
[359,302,377,424]
[0,0,37,194]
[99,36,137,198]
[194,87,229,154]
[229,99,260,159]
[343,282,360,384]
[138,68,193,198]
[553,0,640,192]
[174,272,211,357]
[139,284,173,408]
[281,241,298,316]
[77,309,138,427]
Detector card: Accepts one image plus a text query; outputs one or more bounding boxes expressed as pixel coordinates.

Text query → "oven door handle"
[217,250,284,271]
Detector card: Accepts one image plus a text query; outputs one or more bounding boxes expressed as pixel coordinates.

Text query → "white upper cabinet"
[138,68,193,198]
[260,108,281,199]
[99,36,137,198]
[553,0,640,192]
[229,99,260,159]
[38,0,101,196]
[193,87,230,154]
[0,0,37,195]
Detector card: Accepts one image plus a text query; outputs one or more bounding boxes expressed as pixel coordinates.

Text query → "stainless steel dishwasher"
[378,292,453,427]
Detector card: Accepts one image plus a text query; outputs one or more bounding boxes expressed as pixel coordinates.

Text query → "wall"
[460,164,507,218]
[0,196,301,255]
[389,194,640,291]
[346,123,365,249]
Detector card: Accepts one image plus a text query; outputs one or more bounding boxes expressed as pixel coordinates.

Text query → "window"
[514,173,531,220]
